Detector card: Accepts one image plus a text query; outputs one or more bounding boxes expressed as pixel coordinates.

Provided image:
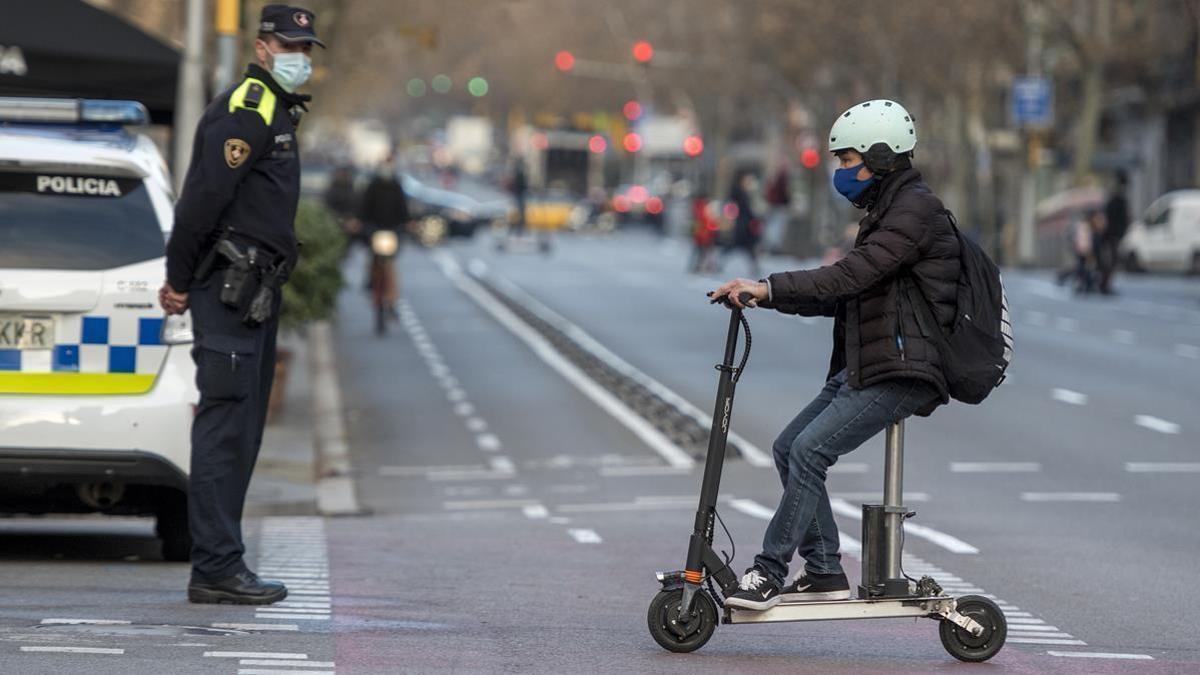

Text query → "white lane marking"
[1007,624,1060,632]
[470,257,775,468]
[1110,329,1135,344]
[726,497,862,553]
[20,646,124,654]
[378,464,485,477]
[445,388,467,402]
[252,608,331,615]
[273,602,331,609]
[475,433,503,452]
[39,618,131,625]
[240,660,336,667]
[1051,388,1089,406]
[436,254,695,469]
[951,462,1041,473]
[599,465,693,477]
[1134,415,1181,435]
[454,402,475,416]
[204,652,308,659]
[1008,638,1087,645]
[1125,462,1200,473]
[443,498,540,510]
[1175,344,1200,359]
[1010,632,1077,639]
[828,462,870,474]
[238,670,334,675]
[1046,651,1153,660]
[568,528,603,544]
[832,491,930,502]
[1021,492,1121,502]
[1054,317,1078,332]
[489,456,516,473]
[522,504,549,519]
[465,417,488,432]
[251,614,329,621]
[829,498,978,554]
[212,623,299,632]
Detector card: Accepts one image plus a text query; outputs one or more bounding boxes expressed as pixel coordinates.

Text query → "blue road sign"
[1012,76,1053,128]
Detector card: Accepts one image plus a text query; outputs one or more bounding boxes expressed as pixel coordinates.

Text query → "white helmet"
[827,99,917,155]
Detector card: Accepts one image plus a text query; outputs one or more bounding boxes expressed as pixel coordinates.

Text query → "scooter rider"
[710,100,961,610]
[159,4,324,604]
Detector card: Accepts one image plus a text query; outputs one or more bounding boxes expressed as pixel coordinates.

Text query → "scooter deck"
[726,595,955,625]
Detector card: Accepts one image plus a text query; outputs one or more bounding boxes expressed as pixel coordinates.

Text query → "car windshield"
[0,168,164,270]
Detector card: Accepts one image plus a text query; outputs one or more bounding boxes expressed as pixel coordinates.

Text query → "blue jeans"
[753,370,940,586]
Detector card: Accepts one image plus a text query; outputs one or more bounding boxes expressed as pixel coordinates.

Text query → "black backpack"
[906,209,1013,404]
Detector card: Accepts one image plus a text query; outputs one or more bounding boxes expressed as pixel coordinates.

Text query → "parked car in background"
[1120,190,1200,274]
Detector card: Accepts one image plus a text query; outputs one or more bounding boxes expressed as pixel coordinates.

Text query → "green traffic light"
[432,74,452,93]
[468,77,489,97]
[406,78,427,97]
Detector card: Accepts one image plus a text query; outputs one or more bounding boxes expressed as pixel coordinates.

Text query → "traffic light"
[683,135,703,157]
[800,148,821,169]
[623,132,643,153]
[555,50,575,72]
[632,40,653,64]
[588,135,607,154]
[622,100,642,121]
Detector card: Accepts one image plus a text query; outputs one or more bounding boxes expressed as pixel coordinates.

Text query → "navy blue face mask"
[833,163,876,204]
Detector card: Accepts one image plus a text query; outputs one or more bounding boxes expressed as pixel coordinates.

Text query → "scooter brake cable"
[732,314,752,383]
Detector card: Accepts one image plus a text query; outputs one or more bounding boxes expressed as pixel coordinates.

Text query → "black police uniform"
[165,7,318,588]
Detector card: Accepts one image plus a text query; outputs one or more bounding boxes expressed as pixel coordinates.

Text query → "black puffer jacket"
[764,168,960,413]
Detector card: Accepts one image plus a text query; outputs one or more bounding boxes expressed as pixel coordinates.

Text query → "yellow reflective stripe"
[0,373,157,395]
[228,77,276,125]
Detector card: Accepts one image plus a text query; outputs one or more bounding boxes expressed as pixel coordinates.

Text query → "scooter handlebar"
[707,291,757,309]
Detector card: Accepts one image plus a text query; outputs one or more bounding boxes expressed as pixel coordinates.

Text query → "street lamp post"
[173,0,208,193]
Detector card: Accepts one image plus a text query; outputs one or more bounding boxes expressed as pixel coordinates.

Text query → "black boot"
[188,570,288,605]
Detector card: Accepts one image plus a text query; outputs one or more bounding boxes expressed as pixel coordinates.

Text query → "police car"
[0,97,196,561]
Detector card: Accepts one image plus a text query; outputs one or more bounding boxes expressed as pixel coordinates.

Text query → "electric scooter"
[647,294,1007,662]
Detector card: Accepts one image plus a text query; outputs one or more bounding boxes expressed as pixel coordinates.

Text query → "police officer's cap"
[259,4,325,48]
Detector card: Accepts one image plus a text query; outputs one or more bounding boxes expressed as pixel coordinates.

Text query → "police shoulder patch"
[224,138,251,168]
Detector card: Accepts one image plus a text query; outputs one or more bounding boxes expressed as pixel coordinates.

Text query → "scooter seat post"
[882,421,905,583]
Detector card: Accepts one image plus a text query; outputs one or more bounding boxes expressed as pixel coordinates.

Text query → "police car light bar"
[0,97,149,126]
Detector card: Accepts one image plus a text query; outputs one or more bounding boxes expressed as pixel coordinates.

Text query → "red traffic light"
[623,132,643,153]
[800,147,821,169]
[555,50,575,72]
[683,135,704,157]
[622,100,642,121]
[632,40,654,63]
[588,135,607,154]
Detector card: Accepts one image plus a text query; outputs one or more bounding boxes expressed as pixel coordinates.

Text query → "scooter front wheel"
[939,594,1007,662]
[647,588,718,653]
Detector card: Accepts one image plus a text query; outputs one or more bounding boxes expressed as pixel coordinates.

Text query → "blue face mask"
[269,49,312,93]
[833,163,876,204]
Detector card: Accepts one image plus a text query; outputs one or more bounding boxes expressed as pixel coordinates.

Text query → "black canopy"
[0,0,180,123]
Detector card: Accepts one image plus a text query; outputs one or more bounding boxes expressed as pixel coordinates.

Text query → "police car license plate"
[0,315,54,350]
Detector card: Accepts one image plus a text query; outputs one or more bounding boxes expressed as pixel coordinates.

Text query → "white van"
[1121,190,1200,274]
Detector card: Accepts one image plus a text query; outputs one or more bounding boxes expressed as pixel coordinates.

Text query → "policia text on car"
[160,4,325,606]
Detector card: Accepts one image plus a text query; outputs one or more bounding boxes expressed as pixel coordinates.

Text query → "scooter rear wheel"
[939,594,1006,662]
[647,588,718,653]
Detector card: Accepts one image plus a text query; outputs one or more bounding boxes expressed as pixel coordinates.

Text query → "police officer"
[160,5,324,605]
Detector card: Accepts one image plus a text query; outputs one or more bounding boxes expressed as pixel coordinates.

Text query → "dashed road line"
[1134,415,1180,435]
[39,618,131,625]
[522,504,549,519]
[1125,462,1200,473]
[1021,492,1121,502]
[204,651,309,659]
[951,462,1041,473]
[1175,344,1200,359]
[20,646,124,654]
[475,434,503,452]
[1046,651,1153,660]
[240,660,336,667]
[568,528,603,544]
[1050,388,1088,405]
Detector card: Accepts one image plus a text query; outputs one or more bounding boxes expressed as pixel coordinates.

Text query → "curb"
[308,320,365,516]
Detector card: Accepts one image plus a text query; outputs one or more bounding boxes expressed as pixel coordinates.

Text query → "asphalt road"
[1,230,1196,673]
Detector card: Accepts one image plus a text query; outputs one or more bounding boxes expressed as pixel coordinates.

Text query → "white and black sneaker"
[724,566,782,611]
[780,571,852,602]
